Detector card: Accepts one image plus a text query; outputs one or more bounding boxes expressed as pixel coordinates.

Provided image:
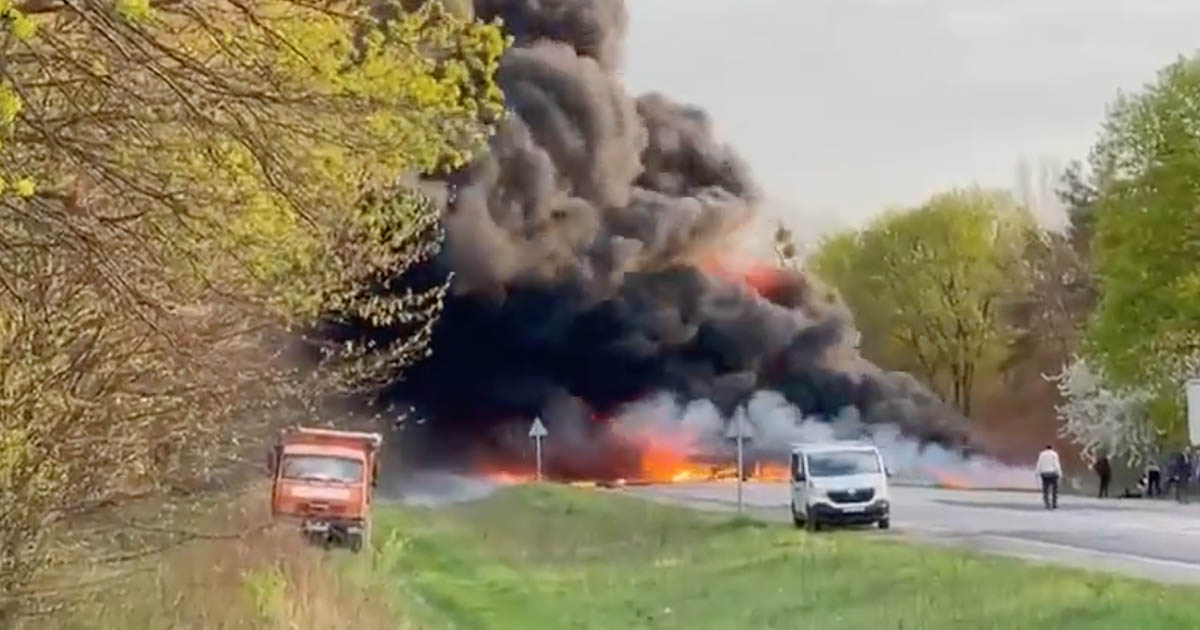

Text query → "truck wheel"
[790,502,805,528]
[350,534,363,554]
[877,518,890,530]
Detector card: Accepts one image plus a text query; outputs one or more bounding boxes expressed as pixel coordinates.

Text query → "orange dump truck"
[268,427,382,552]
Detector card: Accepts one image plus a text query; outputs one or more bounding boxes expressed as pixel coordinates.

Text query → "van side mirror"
[885,467,893,478]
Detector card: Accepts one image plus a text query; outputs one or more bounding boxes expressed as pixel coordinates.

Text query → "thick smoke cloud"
[383,0,974,477]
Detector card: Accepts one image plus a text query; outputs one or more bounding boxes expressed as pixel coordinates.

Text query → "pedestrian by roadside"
[1171,451,1193,504]
[1093,452,1112,498]
[1036,444,1062,510]
[1147,460,1162,497]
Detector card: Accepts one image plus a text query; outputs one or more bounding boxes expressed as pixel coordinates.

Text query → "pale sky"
[623,0,1200,240]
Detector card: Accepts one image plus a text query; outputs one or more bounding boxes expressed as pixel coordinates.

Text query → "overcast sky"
[623,0,1200,238]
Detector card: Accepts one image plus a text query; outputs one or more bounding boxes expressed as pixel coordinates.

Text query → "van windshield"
[807,450,881,477]
[281,455,363,484]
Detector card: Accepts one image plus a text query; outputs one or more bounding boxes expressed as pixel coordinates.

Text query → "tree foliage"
[809,188,1035,419]
[0,0,505,622]
[1084,54,1200,442]
[1048,357,1158,467]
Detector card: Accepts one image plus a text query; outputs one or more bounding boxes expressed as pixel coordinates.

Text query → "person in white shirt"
[1036,444,1062,510]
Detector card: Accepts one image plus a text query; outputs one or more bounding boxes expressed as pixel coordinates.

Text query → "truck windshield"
[281,455,363,484]
[807,451,881,477]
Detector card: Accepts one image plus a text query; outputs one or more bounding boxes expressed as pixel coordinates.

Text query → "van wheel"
[790,502,805,528]
[877,518,890,530]
[806,517,820,533]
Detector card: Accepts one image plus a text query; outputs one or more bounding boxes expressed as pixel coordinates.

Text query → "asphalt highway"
[623,482,1200,585]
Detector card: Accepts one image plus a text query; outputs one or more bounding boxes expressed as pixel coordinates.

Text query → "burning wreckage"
[337,0,989,486]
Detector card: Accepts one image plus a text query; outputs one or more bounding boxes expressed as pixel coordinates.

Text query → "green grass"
[369,485,1200,630]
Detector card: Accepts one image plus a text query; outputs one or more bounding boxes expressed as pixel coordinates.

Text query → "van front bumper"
[810,500,889,525]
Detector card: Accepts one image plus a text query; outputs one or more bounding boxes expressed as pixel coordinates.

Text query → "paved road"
[623,482,1200,585]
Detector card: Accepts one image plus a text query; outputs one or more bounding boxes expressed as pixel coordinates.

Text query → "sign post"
[1187,380,1200,446]
[529,417,549,481]
[725,408,754,514]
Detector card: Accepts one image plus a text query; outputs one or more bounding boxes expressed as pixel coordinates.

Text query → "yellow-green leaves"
[0,1,506,614]
[809,188,1035,418]
[0,84,19,125]
[116,0,154,23]
[1,3,38,41]
[12,177,33,197]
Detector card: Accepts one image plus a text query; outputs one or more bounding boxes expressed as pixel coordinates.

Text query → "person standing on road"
[1172,451,1193,504]
[1147,460,1162,497]
[1036,444,1063,510]
[1093,452,1112,498]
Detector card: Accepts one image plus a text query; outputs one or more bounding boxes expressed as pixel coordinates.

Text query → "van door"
[790,452,808,516]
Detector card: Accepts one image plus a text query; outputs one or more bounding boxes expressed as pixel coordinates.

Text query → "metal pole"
[535,436,543,482]
[736,429,744,514]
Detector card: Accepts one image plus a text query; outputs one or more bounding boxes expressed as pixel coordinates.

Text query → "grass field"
[370,485,1200,630]
[38,484,1200,629]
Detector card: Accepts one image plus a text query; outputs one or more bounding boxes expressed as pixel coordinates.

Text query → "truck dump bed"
[280,427,382,453]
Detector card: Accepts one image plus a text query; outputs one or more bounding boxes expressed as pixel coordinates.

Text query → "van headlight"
[809,487,828,499]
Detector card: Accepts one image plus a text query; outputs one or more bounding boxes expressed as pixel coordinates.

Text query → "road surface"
[623,482,1200,585]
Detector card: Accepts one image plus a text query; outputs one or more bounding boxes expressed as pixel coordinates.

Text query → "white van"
[789,442,890,531]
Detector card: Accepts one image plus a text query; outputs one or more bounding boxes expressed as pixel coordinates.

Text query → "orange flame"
[638,438,714,484]
[931,470,971,490]
[699,255,786,297]
[471,423,794,486]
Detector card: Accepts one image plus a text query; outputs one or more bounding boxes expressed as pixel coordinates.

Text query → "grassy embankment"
[42,491,400,630]
[375,485,1200,630]
[46,485,1200,629]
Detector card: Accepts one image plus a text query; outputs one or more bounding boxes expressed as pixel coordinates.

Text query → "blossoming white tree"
[1047,357,1158,467]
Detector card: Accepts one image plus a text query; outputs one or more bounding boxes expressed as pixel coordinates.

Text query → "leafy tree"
[1048,357,1158,467]
[1084,53,1200,442]
[1057,160,1100,255]
[0,1,505,623]
[810,188,1035,418]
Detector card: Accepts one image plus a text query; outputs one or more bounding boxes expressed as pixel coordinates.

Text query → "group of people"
[1034,444,1200,510]
[1092,449,1198,503]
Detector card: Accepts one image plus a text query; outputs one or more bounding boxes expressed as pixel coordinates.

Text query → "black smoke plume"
[374,0,972,478]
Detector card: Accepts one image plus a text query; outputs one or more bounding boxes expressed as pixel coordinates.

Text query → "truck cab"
[789,442,890,531]
[268,427,382,552]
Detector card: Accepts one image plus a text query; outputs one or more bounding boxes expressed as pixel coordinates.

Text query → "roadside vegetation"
[37,488,401,630]
[364,486,1200,630]
[0,1,504,624]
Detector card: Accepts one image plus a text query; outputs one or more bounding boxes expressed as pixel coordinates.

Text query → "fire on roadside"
[931,470,971,490]
[475,435,790,486]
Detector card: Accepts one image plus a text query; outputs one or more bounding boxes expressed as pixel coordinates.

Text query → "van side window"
[791,453,804,481]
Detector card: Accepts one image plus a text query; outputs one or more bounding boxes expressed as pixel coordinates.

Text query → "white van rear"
[789,443,890,531]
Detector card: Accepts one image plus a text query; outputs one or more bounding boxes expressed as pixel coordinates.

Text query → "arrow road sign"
[529,417,548,481]
[725,412,754,440]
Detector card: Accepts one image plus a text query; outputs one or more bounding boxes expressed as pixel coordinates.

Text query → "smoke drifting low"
[379,0,977,478]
